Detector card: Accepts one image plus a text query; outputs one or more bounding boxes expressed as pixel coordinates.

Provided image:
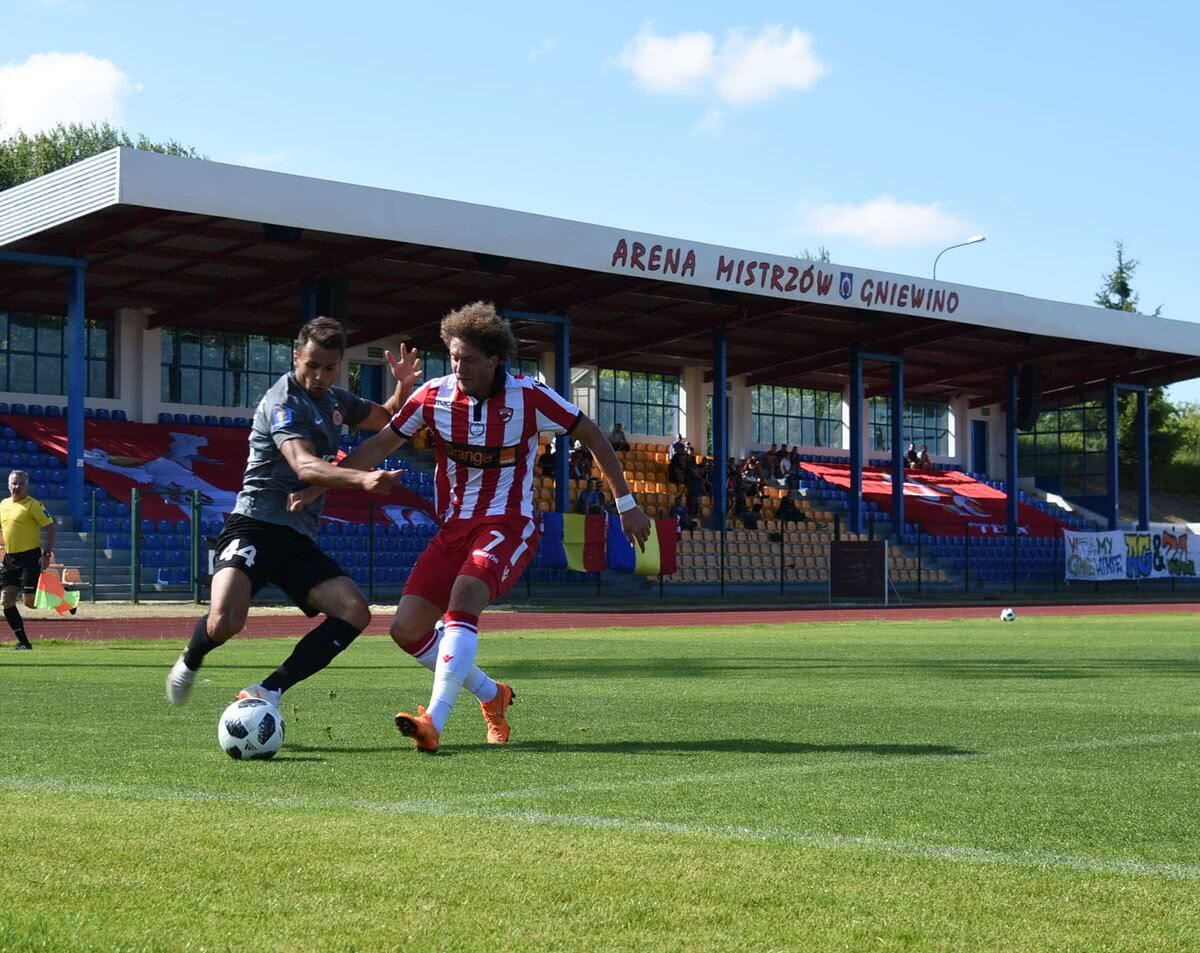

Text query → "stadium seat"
[45,405,61,417]
[11,404,27,415]
[159,413,173,424]
[95,408,111,420]
[84,407,96,418]
[203,415,218,426]
[188,415,204,426]
[0,403,7,415]
[234,417,250,428]
[173,414,188,425]
[111,409,126,421]
[219,416,234,427]
[28,404,44,416]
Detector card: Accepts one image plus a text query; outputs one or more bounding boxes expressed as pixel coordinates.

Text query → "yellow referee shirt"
[0,495,53,554]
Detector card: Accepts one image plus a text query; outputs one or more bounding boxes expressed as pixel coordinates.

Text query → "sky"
[3,0,1199,402]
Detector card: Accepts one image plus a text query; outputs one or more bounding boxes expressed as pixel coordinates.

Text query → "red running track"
[22,603,1200,642]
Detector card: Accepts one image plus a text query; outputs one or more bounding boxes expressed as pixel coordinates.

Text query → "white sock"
[408,626,497,703]
[426,617,480,732]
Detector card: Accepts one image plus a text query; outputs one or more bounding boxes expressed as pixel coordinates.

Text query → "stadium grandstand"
[2,147,1199,601]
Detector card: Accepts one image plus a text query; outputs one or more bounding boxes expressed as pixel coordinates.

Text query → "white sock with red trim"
[404,621,497,703]
[426,611,481,732]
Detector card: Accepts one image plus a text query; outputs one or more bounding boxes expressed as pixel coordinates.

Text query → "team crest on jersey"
[332,408,343,427]
[270,407,294,431]
[470,422,486,437]
[498,407,513,423]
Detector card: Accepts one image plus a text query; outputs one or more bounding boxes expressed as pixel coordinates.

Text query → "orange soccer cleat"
[395,705,440,753]
[480,682,515,745]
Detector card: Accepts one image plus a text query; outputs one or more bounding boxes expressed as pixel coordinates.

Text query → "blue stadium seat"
[203,415,218,426]
[173,414,188,425]
[11,404,27,415]
[28,404,44,416]
[219,416,234,427]
[157,519,173,534]
[95,408,111,420]
[175,520,189,534]
[234,417,250,428]
[188,415,204,426]
[84,407,96,418]
[159,413,173,424]
[141,519,155,534]
[112,409,126,421]
[45,405,61,417]
[0,403,8,415]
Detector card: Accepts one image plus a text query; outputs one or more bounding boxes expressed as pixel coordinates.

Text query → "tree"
[0,122,203,192]
[1094,242,1179,473]
[798,245,832,263]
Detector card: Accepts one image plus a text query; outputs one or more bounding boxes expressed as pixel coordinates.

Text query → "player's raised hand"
[621,506,652,552]
[386,344,422,389]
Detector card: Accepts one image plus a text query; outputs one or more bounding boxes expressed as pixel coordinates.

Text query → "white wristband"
[615,493,638,514]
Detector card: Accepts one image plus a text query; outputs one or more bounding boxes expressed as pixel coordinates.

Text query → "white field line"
[1,774,1198,881]
[469,730,1200,804]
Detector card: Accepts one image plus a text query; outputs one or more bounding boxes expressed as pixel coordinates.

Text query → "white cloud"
[0,52,133,136]
[801,196,976,249]
[715,27,825,104]
[614,29,715,94]
[692,108,724,136]
[614,25,825,105]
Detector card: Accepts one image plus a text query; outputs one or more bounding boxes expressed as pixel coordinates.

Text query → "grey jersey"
[232,373,371,539]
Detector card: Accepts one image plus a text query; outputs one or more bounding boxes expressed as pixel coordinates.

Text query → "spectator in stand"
[608,422,630,452]
[762,446,778,481]
[538,442,556,479]
[778,452,791,483]
[670,494,697,532]
[918,444,931,469]
[569,447,591,481]
[741,454,761,486]
[778,494,804,525]
[575,478,606,515]
[905,442,919,468]
[699,456,714,497]
[684,458,704,518]
[671,434,687,457]
[734,491,759,530]
[669,447,690,486]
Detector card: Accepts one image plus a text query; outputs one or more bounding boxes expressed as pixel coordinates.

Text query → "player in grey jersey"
[166,316,419,707]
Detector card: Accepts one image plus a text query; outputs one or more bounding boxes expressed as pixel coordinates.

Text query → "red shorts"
[403,514,540,609]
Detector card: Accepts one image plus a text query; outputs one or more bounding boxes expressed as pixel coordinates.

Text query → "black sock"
[4,606,29,646]
[182,615,219,671]
[261,617,362,694]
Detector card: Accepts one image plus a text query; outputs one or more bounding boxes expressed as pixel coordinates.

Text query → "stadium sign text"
[608,238,960,314]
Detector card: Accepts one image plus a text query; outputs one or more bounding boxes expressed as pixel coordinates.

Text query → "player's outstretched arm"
[571,415,652,551]
[279,438,396,495]
[286,429,408,512]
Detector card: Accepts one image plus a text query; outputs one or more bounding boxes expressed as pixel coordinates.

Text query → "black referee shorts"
[0,548,42,594]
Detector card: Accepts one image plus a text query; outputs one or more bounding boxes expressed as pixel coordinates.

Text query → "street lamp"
[932,234,986,280]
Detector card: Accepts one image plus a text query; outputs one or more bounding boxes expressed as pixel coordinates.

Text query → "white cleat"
[166,655,197,705]
[236,684,282,707]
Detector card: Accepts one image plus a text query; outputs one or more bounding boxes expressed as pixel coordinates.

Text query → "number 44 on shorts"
[219,538,257,568]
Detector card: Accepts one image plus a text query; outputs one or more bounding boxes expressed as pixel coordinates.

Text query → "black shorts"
[0,548,41,593]
[212,515,346,617]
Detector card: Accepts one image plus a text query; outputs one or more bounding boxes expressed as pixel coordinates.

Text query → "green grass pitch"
[1,613,1198,952]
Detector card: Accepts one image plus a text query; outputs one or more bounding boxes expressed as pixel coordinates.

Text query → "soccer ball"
[217,697,284,760]
[999,608,1017,623]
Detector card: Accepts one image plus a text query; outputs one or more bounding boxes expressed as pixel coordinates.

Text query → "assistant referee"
[0,470,57,650]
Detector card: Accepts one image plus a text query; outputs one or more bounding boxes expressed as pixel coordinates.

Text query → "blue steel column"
[848,351,863,534]
[66,266,87,524]
[300,281,318,324]
[1137,388,1150,530]
[554,320,571,514]
[711,330,728,530]
[1005,366,1019,538]
[1105,381,1120,531]
[890,360,905,537]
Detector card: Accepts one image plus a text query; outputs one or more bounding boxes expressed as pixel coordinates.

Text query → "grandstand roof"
[2,147,1199,407]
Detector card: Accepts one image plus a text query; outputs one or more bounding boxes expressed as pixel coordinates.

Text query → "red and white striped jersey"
[389,373,581,522]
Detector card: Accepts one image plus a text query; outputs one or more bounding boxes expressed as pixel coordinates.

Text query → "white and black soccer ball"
[217,697,284,760]
[999,607,1017,623]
